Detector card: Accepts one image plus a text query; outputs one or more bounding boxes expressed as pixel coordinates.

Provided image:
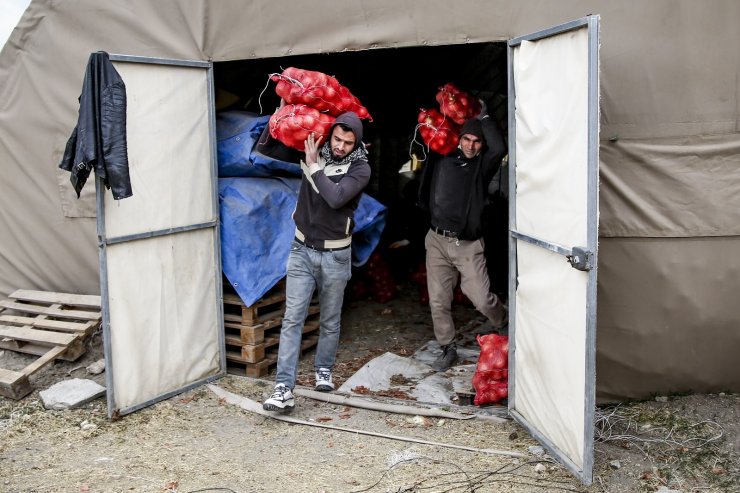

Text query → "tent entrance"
[213,39,512,318]
[212,41,512,402]
[98,55,226,419]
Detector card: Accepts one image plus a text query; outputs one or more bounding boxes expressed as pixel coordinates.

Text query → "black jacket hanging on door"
[59,51,132,199]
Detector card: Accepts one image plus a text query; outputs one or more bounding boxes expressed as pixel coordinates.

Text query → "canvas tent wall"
[0,0,738,402]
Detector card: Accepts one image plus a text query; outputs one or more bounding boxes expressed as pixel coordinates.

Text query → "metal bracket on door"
[567,246,593,272]
[511,230,593,271]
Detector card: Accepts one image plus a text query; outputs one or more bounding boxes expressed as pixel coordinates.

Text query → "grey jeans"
[275,240,352,389]
[425,229,507,346]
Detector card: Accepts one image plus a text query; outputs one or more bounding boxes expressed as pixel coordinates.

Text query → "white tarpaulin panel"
[106,229,221,409]
[508,17,598,483]
[513,34,588,248]
[105,62,213,238]
[100,58,223,417]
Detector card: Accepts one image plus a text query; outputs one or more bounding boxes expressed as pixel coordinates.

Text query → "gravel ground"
[1,288,738,493]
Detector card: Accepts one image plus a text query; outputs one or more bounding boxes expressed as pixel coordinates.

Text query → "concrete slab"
[39,378,105,410]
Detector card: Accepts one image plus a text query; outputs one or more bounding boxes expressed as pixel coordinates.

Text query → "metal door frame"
[506,15,600,484]
[97,54,225,418]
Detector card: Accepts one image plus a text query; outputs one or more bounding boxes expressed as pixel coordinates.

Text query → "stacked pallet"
[0,290,102,399]
[223,280,320,377]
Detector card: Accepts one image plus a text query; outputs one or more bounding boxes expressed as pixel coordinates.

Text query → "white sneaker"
[262,384,295,412]
[315,367,335,392]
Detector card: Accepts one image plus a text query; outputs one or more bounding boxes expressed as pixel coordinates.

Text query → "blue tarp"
[219,176,386,306]
[217,111,301,177]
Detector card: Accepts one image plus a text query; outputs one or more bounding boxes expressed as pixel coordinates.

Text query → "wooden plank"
[0,340,46,356]
[224,323,265,345]
[223,313,282,331]
[0,368,25,384]
[240,344,265,363]
[224,335,266,363]
[252,289,287,308]
[0,338,24,350]
[0,300,100,321]
[226,352,276,378]
[0,325,77,346]
[223,288,286,309]
[223,303,319,327]
[222,292,247,306]
[0,339,85,361]
[23,346,69,376]
[224,289,288,324]
[0,368,33,400]
[0,315,93,333]
[262,334,279,349]
[9,290,101,309]
[226,348,277,366]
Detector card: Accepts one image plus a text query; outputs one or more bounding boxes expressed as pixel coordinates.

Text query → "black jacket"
[293,112,371,244]
[60,51,132,200]
[418,117,506,241]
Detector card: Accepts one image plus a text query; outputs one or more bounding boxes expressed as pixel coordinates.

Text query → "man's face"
[459,134,483,159]
[330,126,356,159]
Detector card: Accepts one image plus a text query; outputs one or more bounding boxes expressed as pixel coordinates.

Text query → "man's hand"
[304,132,322,166]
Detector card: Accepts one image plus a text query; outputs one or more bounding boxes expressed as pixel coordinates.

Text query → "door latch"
[567,247,593,271]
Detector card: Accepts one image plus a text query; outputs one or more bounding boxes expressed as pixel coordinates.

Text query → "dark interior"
[213,41,509,299]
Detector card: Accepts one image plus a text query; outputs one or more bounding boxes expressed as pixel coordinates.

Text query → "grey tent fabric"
[1,0,739,401]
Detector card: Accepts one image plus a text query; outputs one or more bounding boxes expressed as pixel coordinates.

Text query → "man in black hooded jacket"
[263,111,371,412]
[418,105,508,371]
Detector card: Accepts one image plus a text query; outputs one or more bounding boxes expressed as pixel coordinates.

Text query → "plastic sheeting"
[219,177,386,306]
[217,111,301,178]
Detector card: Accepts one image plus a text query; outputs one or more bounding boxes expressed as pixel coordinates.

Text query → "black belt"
[295,237,351,252]
[431,226,458,238]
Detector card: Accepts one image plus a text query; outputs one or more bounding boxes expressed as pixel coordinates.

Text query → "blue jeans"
[275,241,352,389]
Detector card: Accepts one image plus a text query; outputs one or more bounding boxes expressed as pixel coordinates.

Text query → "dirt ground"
[1,285,738,493]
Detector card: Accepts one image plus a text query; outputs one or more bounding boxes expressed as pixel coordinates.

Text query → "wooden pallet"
[226,333,320,378]
[223,281,323,376]
[225,318,320,363]
[0,289,102,399]
[223,279,288,327]
[224,302,320,344]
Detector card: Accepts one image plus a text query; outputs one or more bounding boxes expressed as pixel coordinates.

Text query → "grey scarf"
[320,142,368,167]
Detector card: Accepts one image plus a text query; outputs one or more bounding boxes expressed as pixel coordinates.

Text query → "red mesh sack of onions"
[435,83,481,125]
[268,104,336,152]
[472,380,508,406]
[417,108,461,155]
[472,333,509,405]
[271,67,372,121]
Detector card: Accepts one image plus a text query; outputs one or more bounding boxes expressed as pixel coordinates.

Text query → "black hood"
[459,118,484,142]
[330,111,363,149]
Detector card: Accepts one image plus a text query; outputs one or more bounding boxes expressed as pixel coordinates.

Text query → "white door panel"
[98,56,225,418]
[507,16,600,484]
